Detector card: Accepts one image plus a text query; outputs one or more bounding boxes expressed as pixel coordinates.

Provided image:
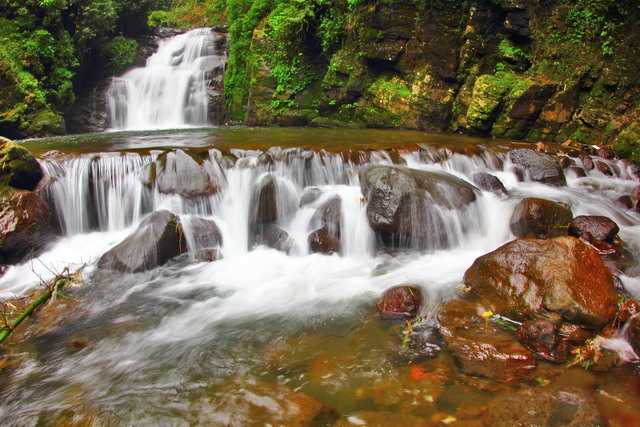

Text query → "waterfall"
[106,28,226,131]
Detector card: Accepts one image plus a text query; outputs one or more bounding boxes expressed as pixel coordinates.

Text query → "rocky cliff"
[222,0,639,157]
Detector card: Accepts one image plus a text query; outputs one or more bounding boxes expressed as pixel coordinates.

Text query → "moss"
[466,72,520,132]
[0,137,43,190]
[498,38,531,65]
[614,122,640,163]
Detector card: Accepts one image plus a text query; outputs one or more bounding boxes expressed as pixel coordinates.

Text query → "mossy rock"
[614,122,640,163]
[466,72,521,132]
[0,137,43,191]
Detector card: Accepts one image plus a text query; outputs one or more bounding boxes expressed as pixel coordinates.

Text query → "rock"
[463,237,618,328]
[568,216,619,243]
[0,138,44,191]
[517,320,568,363]
[377,285,422,320]
[617,195,633,209]
[595,160,614,176]
[626,315,640,358]
[182,216,223,260]
[438,299,536,383]
[580,154,595,171]
[0,190,55,264]
[308,228,341,255]
[508,149,566,186]
[250,175,296,231]
[146,150,220,197]
[202,377,328,427]
[359,165,478,250]
[509,198,573,238]
[472,172,507,194]
[98,210,186,273]
[256,224,294,253]
[568,166,587,178]
[596,147,614,159]
[308,196,342,255]
[484,386,605,427]
[333,412,431,427]
[299,186,322,207]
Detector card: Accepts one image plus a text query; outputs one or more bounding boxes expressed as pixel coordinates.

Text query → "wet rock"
[0,190,55,264]
[508,149,566,186]
[149,150,220,197]
[517,320,568,363]
[463,237,618,328]
[472,172,507,195]
[509,198,573,238]
[0,137,44,191]
[201,377,328,427]
[568,215,619,243]
[438,299,536,383]
[250,174,296,232]
[580,154,595,171]
[558,323,594,345]
[308,196,342,254]
[183,216,223,260]
[558,156,574,169]
[256,224,294,253]
[299,186,322,207]
[617,195,633,209]
[377,285,422,320]
[484,386,605,427]
[568,166,587,178]
[98,210,186,273]
[359,165,478,250]
[596,147,614,160]
[627,314,640,356]
[595,160,614,176]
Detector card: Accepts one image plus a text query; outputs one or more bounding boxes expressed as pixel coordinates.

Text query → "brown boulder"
[509,198,573,238]
[308,228,340,255]
[617,195,633,209]
[438,299,536,383]
[627,314,640,356]
[568,215,619,243]
[472,172,507,195]
[463,237,618,328]
[508,149,566,186]
[0,190,55,264]
[377,285,422,320]
[308,196,342,255]
[595,160,614,176]
[517,320,568,363]
[568,166,587,177]
[580,154,595,171]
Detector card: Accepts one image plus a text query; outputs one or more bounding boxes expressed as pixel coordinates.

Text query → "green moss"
[466,72,520,132]
[614,122,640,163]
[498,38,531,64]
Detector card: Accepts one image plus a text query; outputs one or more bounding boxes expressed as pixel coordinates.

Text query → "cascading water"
[3,130,640,424]
[106,28,226,131]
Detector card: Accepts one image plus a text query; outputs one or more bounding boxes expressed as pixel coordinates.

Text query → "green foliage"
[565,0,627,57]
[614,122,640,163]
[104,36,139,75]
[498,38,531,63]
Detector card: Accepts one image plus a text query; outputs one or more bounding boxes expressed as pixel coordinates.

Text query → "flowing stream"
[1,128,640,424]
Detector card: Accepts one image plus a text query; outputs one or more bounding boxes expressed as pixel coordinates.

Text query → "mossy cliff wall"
[218,0,640,154]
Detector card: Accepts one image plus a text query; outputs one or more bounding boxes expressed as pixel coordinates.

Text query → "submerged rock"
[438,299,536,382]
[0,137,44,191]
[144,150,220,197]
[568,215,619,243]
[299,186,323,207]
[517,320,568,363]
[377,285,423,320]
[485,386,605,427]
[333,412,431,427]
[510,197,573,238]
[98,210,186,273]
[472,172,507,194]
[183,216,223,260]
[509,149,566,186]
[0,190,55,264]
[463,237,617,328]
[359,165,478,250]
[256,223,294,253]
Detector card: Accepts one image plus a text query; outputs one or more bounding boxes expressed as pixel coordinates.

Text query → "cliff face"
[227,0,640,155]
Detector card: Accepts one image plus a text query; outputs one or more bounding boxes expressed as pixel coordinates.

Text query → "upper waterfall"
[106,28,225,131]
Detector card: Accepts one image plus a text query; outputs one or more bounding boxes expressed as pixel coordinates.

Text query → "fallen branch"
[0,267,82,345]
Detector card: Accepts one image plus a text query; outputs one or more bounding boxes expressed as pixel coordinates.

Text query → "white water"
[107,29,225,130]
[3,141,640,422]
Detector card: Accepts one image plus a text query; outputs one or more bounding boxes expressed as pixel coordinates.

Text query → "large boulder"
[472,172,507,195]
[463,237,618,328]
[143,150,221,197]
[98,210,186,273]
[0,137,43,191]
[308,196,342,254]
[181,216,223,261]
[255,223,294,253]
[438,299,536,383]
[568,215,619,243]
[0,190,55,264]
[359,165,478,250]
[484,386,605,427]
[510,198,573,238]
[509,149,566,186]
[376,285,422,320]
